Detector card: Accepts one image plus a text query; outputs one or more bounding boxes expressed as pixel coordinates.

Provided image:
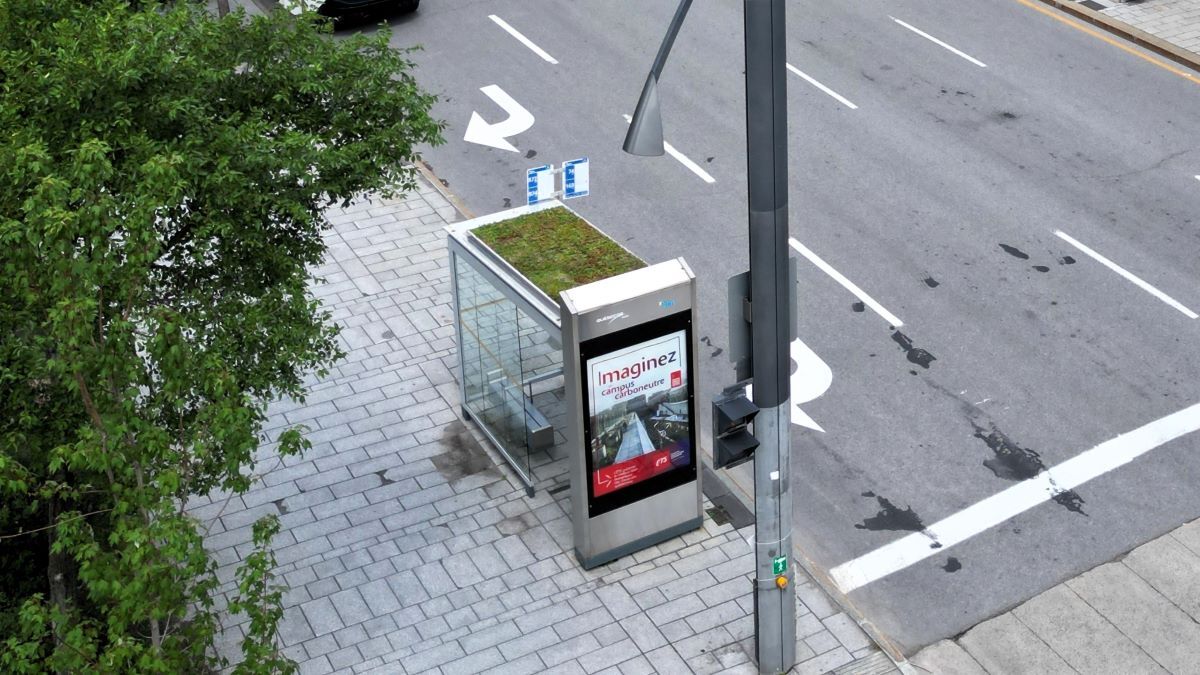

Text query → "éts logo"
[659,299,675,309]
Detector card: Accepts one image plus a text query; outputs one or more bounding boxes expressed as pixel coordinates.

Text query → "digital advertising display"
[580,311,696,517]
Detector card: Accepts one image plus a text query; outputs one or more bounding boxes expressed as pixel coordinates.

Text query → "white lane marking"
[1055,230,1198,319]
[831,400,1200,593]
[786,63,859,110]
[745,338,834,432]
[488,15,559,64]
[622,114,716,184]
[890,17,988,68]
[788,237,904,328]
[464,85,535,152]
[1194,175,1200,183]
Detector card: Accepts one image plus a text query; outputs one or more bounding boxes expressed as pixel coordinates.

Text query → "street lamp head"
[622,73,665,157]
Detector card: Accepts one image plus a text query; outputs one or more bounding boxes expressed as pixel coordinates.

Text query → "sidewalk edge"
[416,159,475,220]
[1032,0,1200,75]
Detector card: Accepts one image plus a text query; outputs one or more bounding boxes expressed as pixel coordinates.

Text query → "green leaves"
[1,0,441,671]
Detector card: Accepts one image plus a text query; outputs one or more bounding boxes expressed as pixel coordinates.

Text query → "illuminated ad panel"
[580,312,695,517]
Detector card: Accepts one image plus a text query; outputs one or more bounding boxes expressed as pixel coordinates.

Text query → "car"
[276,0,418,25]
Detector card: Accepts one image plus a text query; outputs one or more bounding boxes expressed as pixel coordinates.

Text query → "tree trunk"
[47,496,71,657]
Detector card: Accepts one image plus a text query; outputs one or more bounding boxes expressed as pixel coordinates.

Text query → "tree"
[0,0,442,671]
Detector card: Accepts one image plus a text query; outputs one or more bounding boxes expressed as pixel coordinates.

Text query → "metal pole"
[744,0,795,672]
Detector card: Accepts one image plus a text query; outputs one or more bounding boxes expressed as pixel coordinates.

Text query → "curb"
[1033,0,1200,76]
[415,159,476,220]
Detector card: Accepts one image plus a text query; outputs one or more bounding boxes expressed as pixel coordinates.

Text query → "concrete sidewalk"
[1052,0,1200,71]
[913,517,1200,674]
[1100,0,1200,57]
[192,172,897,674]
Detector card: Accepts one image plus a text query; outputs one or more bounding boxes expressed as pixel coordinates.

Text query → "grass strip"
[473,206,645,299]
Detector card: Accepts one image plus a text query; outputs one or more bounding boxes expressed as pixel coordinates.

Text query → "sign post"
[560,258,703,569]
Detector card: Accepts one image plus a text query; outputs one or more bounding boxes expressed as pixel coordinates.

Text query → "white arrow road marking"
[745,338,833,432]
[788,338,833,432]
[464,85,535,152]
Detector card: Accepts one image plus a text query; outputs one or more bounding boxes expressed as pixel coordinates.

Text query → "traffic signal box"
[712,387,759,470]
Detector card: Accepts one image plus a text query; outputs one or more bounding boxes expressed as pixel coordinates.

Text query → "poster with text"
[586,329,692,497]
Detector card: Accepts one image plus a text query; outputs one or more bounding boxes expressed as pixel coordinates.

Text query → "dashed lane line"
[788,237,904,328]
[890,17,988,68]
[622,114,716,184]
[1055,230,1198,319]
[785,63,859,110]
[489,15,559,65]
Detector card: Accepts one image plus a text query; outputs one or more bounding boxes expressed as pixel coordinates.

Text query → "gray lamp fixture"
[622,0,694,157]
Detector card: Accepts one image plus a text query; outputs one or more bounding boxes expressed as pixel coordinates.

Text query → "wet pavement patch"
[999,244,1030,260]
[856,495,925,532]
[971,421,1087,515]
[892,331,936,369]
[971,421,1046,481]
[432,421,497,482]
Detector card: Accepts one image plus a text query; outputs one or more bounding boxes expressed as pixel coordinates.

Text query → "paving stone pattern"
[192,174,889,674]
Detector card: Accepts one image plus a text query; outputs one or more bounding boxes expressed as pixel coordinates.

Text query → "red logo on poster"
[593,449,675,497]
[670,370,682,388]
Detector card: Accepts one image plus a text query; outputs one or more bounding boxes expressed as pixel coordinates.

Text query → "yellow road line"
[1015,0,1199,85]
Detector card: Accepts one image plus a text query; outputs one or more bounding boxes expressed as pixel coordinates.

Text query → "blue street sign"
[527,165,553,205]
[563,157,590,199]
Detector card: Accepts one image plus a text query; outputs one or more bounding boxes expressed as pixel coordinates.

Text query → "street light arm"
[623,0,694,156]
[650,0,694,80]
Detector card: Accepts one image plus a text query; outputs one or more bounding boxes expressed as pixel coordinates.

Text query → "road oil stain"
[1033,265,1050,273]
[1000,244,1030,260]
[942,557,962,573]
[852,301,866,313]
[502,197,512,208]
[971,421,1087,515]
[1059,256,1076,265]
[923,276,940,288]
[892,331,936,369]
[856,495,925,532]
[525,149,537,159]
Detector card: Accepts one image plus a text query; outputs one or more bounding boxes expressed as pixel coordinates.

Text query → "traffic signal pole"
[744,0,796,672]
[622,1,796,669]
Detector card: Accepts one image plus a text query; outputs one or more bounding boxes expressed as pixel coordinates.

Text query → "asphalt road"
[360,0,1200,654]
